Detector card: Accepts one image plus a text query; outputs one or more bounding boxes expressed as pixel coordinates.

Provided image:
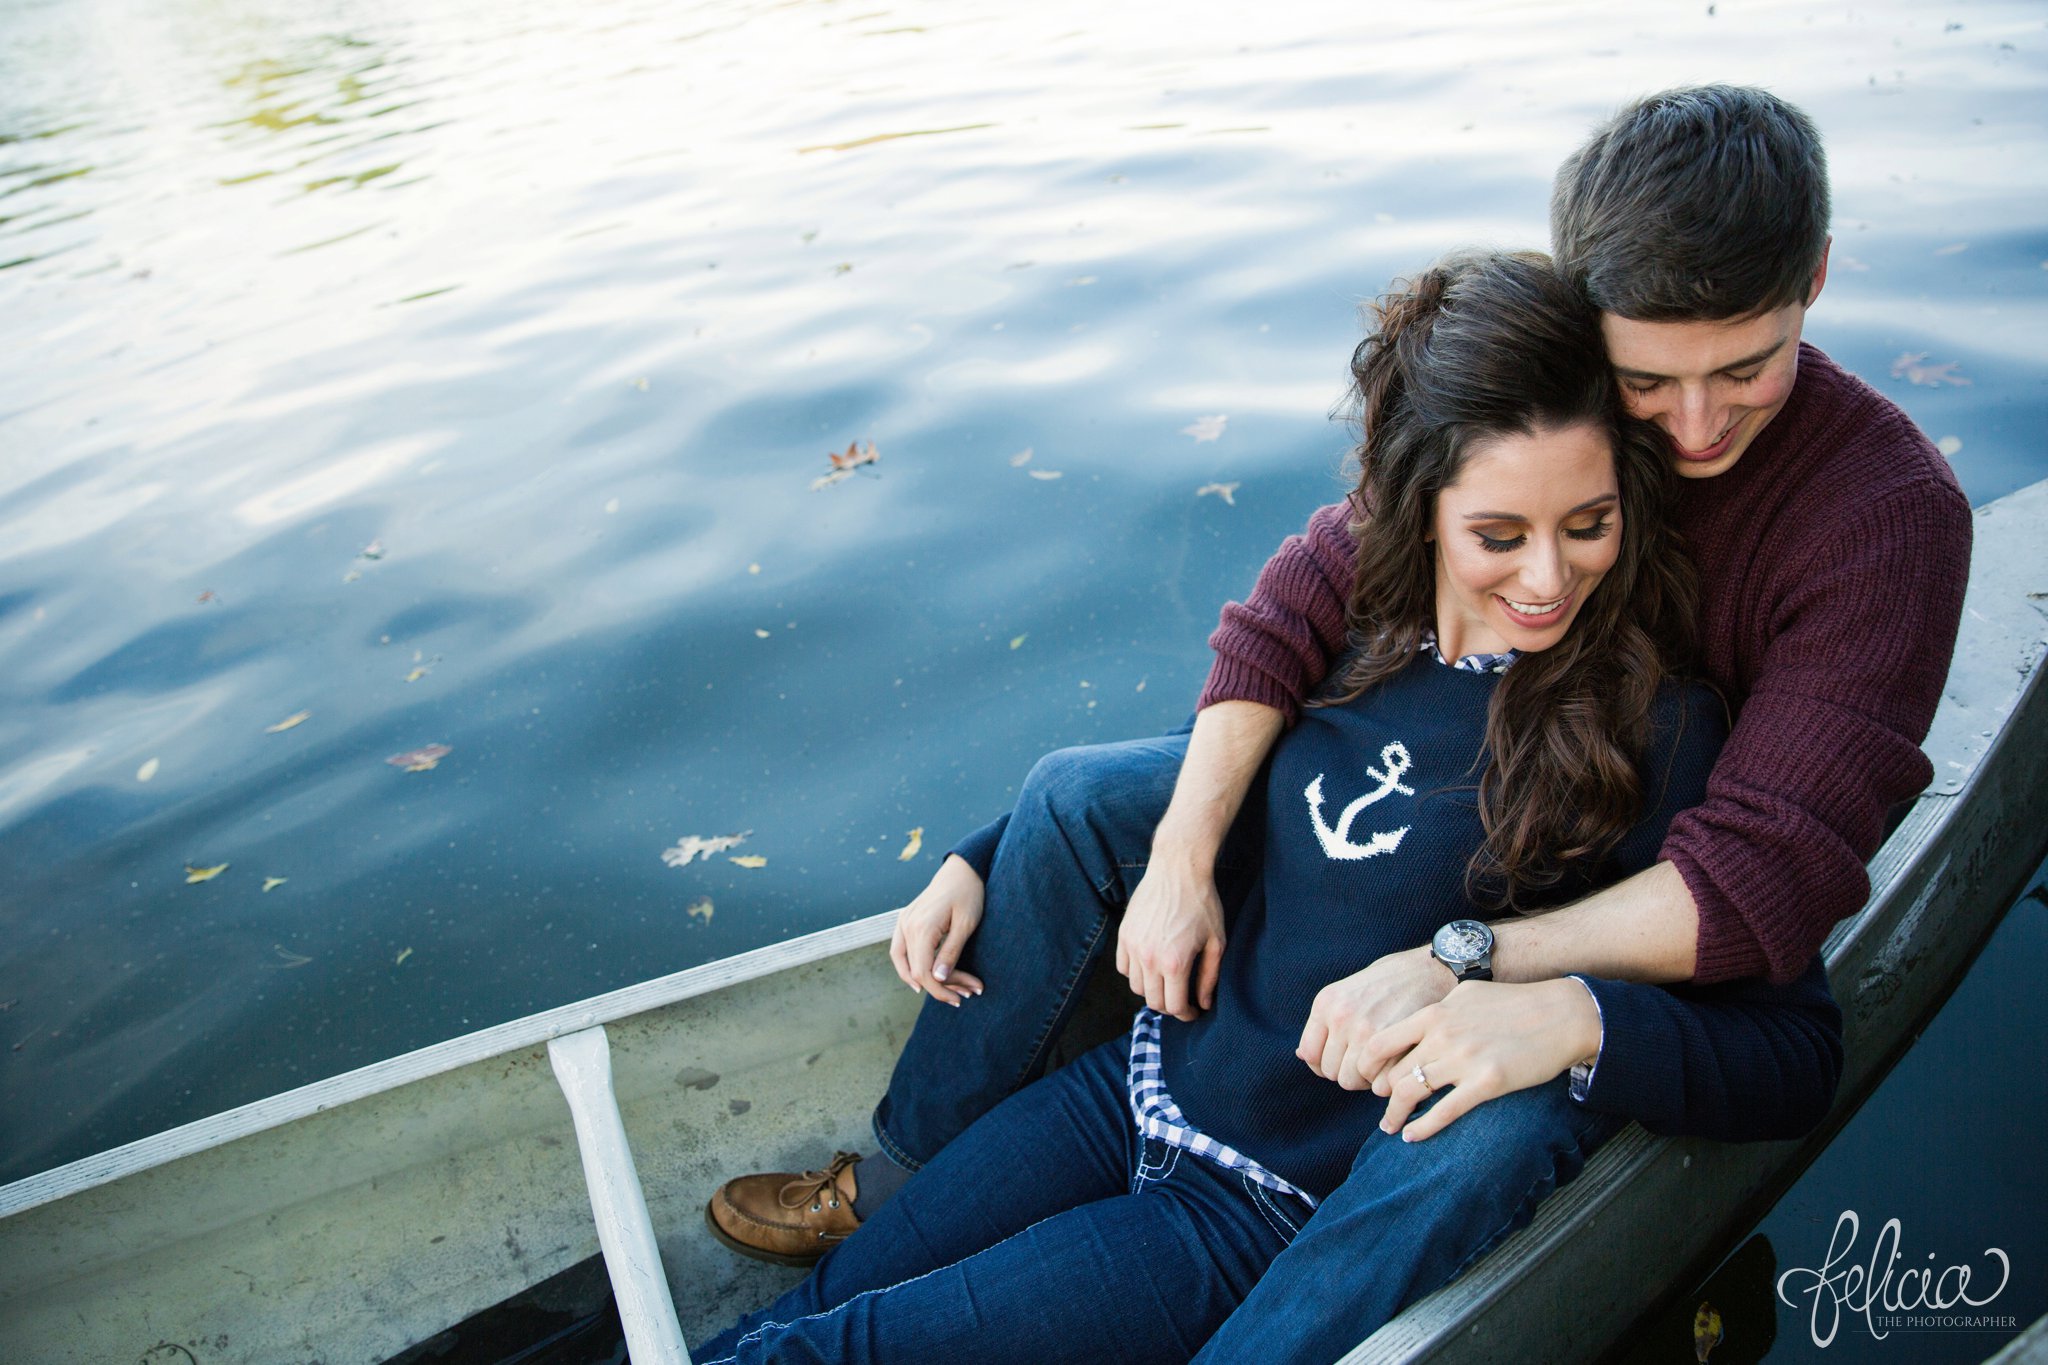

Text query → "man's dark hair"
[1551,85,1829,321]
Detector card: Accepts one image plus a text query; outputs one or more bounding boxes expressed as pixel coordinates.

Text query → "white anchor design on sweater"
[1304,742,1415,860]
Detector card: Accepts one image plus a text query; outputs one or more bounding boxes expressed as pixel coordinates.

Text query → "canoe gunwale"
[0,911,899,1221]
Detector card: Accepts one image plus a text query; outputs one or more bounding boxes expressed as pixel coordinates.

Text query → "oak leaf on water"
[663,832,752,867]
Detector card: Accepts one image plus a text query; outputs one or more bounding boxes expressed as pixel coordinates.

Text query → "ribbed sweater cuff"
[1196,655,1302,723]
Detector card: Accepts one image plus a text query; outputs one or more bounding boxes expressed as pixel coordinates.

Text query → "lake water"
[2,0,2043,1356]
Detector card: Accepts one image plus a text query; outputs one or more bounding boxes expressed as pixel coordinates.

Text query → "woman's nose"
[1520,540,1567,600]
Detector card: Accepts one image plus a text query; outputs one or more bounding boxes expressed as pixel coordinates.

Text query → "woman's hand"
[1296,945,1458,1088]
[889,854,987,1006]
[1115,851,1226,1021]
[1367,978,1603,1141]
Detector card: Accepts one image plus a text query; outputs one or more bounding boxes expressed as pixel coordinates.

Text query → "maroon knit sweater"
[1196,344,1973,984]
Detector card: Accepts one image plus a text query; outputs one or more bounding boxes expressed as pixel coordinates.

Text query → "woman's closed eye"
[1475,516,1611,554]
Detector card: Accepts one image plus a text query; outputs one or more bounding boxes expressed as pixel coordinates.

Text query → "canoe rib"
[548,1027,691,1364]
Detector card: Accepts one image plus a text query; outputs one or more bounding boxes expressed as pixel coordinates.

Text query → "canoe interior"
[1,480,2043,1365]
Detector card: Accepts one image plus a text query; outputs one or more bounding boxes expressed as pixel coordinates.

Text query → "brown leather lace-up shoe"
[705,1151,863,1268]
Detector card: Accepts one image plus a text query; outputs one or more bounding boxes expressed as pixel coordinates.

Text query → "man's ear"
[1805,237,1832,308]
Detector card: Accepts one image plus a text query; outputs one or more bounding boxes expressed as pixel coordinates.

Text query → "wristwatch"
[1430,919,1495,982]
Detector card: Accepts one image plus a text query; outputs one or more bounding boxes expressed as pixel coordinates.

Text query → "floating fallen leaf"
[632,377,649,391]
[604,497,620,513]
[755,628,772,639]
[1068,275,1097,286]
[266,710,311,733]
[342,569,361,583]
[358,540,384,560]
[834,262,854,274]
[1009,447,1034,467]
[1196,481,1241,506]
[185,863,229,884]
[1890,352,1972,388]
[831,440,880,471]
[748,563,761,574]
[730,854,767,869]
[137,757,160,782]
[1693,1301,1724,1362]
[272,944,311,968]
[1010,634,1027,650]
[899,827,923,861]
[263,876,287,892]
[662,831,752,867]
[1182,414,1228,442]
[810,468,854,491]
[1933,242,1968,256]
[1028,469,1063,480]
[386,743,451,772]
[196,590,219,604]
[395,946,413,966]
[405,667,428,682]
[1937,435,1963,457]
[1136,678,1147,692]
[686,897,714,924]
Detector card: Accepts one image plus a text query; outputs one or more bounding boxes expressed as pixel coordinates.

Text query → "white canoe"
[3,477,2045,1365]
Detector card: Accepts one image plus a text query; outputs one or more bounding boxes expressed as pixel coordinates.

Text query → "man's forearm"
[1150,700,1285,869]
[1490,860,1700,985]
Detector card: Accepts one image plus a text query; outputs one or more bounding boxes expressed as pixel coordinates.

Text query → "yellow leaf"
[748,563,762,574]
[262,876,287,892]
[1181,414,1228,443]
[266,711,311,733]
[755,628,772,639]
[395,946,413,966]
[136,757,160,782]
[272,944,311,968]
[1009,447,1033,467]
[405,667,428,682]
[686,897,714,923]
[1693,1301,1725,1362]
[1196,481,1241,506]
[1010,634,1027,650]
[730,854,767,868]
[185,863,229,884]
[899,828,924,861]
[1028,469,1063,480]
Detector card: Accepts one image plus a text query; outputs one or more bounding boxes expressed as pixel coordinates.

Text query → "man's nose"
[1665,384,1730,453]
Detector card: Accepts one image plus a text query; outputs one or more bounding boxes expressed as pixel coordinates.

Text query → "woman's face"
[1429,420,1622,660]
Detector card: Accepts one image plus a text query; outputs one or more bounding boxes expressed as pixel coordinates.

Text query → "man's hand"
[1115,853,1226,1022]
[1369,978,1603,1141]
[889,854,987,1006]
[1296,945,1456,1089]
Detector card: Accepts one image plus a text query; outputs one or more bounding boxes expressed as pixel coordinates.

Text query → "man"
[706,86,1970,1361]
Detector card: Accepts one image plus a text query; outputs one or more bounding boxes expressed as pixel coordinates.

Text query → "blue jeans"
[695,1033,1310,1364]
[713,731,1623,1362]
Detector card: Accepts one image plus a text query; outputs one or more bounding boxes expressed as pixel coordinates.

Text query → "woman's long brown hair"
[1312,250,1700,909]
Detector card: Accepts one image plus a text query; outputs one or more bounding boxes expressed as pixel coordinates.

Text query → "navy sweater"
[953,656,1842,1197]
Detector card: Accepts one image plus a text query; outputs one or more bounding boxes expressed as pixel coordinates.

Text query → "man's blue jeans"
[715,730,1624,1362]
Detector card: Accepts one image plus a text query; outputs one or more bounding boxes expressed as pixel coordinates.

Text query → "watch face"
[1433,919,1491,965]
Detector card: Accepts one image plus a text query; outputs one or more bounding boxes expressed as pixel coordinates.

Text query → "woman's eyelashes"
[1473,516,1613,554]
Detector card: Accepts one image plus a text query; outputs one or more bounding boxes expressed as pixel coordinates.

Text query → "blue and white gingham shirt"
[1126,1008,1320,1209]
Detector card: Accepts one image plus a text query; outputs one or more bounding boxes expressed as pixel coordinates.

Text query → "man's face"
[1599,252,1828,480]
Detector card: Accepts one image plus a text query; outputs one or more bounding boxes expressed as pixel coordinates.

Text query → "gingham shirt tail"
[1126,1009,1320,1210]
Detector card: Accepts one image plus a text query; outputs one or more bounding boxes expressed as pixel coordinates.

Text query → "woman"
[695,250,1839,1363]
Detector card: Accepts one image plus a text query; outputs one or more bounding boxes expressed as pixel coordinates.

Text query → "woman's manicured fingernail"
[933,964,949,982]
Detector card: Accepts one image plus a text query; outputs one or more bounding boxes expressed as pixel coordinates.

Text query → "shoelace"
[777,1151,860,1213]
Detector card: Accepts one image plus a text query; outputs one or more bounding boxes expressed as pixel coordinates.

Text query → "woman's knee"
[1019,737,1186,841]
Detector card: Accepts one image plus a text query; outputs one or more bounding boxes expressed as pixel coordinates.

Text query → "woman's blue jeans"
[707,728,1624,1362]
[694,1033,1310,1364]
